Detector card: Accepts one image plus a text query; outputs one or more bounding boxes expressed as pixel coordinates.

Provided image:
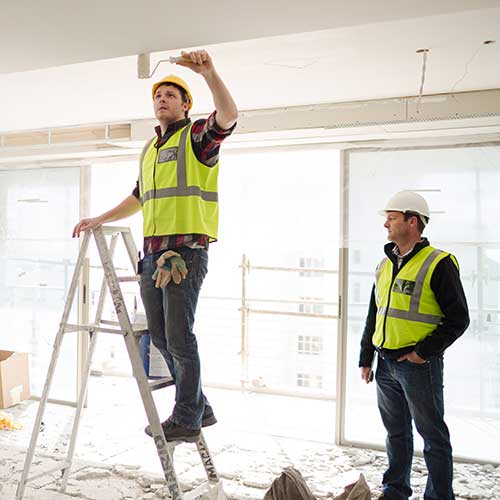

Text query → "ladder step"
[100,319,145,329]
[63,323,147,336]
[100,225,132,234]
[183,481,212,500]
[64,323,123,335]
[100,320,148,337]
[117,275,140,282]
[25,461,71,483]
[149,377,175,390]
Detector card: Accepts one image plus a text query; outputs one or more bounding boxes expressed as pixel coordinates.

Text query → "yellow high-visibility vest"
[138,124,219,239]
[373,245,457,349]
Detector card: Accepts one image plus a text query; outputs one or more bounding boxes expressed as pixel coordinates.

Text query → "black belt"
[376,345,414,360]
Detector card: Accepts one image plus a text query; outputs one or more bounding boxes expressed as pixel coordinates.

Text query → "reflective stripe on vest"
[138,137,155,201]
[374,257,387,305]
[141,187,218,203]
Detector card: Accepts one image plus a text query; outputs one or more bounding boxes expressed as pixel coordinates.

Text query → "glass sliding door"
[0,166,80,402]
[341,143,500,462]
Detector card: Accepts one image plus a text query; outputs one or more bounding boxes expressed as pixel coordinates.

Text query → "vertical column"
[335,149,350,445]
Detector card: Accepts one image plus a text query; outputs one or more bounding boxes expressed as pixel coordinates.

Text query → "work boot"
[144,412,217,437]
[201,409,217,427]
[162,420,200,443]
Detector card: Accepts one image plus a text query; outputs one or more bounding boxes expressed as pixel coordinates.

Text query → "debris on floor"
[333,474,370,500]
[0,411,22,431]
[1,381,499,500]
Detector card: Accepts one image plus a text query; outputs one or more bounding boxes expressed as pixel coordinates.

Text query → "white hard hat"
[380,190,430,226]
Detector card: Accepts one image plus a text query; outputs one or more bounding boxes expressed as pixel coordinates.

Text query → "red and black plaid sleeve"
[190,111,236,167]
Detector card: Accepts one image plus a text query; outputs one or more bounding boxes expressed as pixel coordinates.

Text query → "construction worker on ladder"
[359,191,470,500]
[73,49,238,442]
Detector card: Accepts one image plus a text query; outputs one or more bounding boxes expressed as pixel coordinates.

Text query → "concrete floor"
[1,376,499,500]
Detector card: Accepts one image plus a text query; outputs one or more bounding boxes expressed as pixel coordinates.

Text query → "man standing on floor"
[73,49,238,442]
[359,190,469,500]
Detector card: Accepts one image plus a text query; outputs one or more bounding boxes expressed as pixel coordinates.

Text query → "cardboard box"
[0,350,30,409]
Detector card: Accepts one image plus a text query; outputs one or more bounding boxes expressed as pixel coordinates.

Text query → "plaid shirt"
[132,112,235,255]
[391,240,423,269]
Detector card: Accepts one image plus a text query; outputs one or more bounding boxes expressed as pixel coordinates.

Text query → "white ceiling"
[3,0,500,74]
[1,1,500,133]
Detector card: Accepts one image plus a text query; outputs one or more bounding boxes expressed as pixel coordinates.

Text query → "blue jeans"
[376,355,455,500]
[139,247,211,430]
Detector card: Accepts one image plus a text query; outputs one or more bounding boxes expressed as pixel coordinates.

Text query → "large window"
[341,143,500,462]
[199,146,339,400]
[297,335,323,355]
[87,146,340,442]
[0,167,80,402]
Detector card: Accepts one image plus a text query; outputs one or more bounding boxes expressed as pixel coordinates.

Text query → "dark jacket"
[359,238,470,367]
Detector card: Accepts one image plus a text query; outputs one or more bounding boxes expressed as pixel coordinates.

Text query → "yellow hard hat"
[151,75,193,109]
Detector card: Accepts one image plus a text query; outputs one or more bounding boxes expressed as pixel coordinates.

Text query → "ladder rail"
[93,232,119,323]
[196,432,220,482]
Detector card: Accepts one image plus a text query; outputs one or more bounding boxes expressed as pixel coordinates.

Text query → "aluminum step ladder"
[16,225,226,500]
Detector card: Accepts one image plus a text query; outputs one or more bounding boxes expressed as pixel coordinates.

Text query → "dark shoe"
[162,419,200,443]
[144,412,216,437]
[201,411,217,427]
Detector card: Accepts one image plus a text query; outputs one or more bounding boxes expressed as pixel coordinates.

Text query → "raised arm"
[176,50,238,130]
[72,194,141,238]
